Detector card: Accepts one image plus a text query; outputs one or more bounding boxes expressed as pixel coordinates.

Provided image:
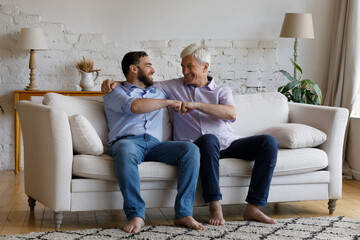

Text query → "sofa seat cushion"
[73,148,328,181]
[220,148,328,176]
[73,154,177,181]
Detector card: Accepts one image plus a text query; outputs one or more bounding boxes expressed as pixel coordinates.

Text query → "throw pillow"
[69,114,104,155]
[43,92,109,152]
[257,123,327,149]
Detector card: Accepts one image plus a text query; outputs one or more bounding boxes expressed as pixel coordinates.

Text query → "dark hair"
[121,51,148,77]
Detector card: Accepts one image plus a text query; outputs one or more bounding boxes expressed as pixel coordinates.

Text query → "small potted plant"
[277,58,322,105]
[75,57,101,91]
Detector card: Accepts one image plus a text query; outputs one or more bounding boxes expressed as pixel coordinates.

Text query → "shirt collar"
[186,75,216,90]
[124,81,156,93]
[206,76,216,90]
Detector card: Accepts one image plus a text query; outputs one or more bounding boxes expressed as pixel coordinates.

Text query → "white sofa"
[346,116,360,180]
[16,92,349,229]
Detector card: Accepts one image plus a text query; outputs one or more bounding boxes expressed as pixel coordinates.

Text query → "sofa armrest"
[16,101,73,212]
[288,102,349,199]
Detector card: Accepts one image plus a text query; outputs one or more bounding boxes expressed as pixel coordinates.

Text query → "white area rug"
[0,216,359,239]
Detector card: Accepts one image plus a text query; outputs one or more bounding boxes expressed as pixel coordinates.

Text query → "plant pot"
[79,71,99,91]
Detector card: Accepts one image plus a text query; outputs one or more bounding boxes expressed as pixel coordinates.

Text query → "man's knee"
[261,134,278,150]
[182,142,200,158]
[197,134,220,150]
[111,141,140,164]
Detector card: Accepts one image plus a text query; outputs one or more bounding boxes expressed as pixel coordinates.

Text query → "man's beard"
[137,67,154,87]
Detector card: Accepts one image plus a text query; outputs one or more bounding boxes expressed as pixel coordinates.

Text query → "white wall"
[10,0,335,87]
[0,0,335,170]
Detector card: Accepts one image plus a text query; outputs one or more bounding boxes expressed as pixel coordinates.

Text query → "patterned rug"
[1,216,359,240]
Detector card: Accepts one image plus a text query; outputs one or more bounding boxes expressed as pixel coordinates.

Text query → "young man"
[102,43,279,225]
[104,51,205,233]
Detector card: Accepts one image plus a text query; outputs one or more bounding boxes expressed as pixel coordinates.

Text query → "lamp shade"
[16,28,48,50]
[280,13,314,39]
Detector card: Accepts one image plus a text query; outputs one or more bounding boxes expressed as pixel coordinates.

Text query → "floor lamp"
[16,28,48,91]
[280,13,314,79]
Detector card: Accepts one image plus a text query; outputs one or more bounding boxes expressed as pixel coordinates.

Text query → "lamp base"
[25,85,39,91]
[26,50,39,91]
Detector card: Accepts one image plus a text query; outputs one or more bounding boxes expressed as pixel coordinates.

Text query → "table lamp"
[16,28,48,91]
[280,13,314,79]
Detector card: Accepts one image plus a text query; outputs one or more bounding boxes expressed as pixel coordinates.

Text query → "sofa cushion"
[73,154,178,181]
[256,123,327,149]
[220,148,328,176]
[69,114,103,155]
[231,92,289,137]
[43,93,109,152]
[72,148,328,181]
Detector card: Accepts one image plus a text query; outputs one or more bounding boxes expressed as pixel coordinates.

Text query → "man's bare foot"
[243,203,277,224]
[208,201,225,226]
[174,216,206,230]
[123,217,145,233]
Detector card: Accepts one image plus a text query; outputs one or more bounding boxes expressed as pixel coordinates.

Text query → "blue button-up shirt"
[104,82,166,145]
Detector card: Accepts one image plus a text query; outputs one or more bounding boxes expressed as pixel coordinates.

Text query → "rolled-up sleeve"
[219,86,235,106]
[218,86,236,122]
[104,87,135,113]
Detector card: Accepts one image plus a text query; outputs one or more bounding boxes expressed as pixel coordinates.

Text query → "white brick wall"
[0,3,284,170]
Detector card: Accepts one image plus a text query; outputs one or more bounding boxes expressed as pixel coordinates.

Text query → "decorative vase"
[79,70,99,91]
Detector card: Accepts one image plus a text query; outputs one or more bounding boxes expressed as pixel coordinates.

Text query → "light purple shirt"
[155,77,240,150]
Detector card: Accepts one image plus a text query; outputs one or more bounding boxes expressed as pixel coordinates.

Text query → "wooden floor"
[0,171,359,235]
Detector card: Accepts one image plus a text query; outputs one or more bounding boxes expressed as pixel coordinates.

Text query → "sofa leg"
[328,199,337,214]
[54,212,63,230]
[28,196,36,211]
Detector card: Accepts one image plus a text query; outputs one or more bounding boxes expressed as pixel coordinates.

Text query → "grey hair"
[180,43,211,67]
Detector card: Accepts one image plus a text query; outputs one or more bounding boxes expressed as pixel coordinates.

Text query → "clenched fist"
[181,102,197,115]
[168,100,182,113]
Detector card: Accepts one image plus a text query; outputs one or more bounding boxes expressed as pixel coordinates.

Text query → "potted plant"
[277,58,322,105]
[75,57,101,91]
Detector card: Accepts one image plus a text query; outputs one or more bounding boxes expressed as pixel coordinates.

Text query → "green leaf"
[290,58,303,80]
[280,80,300,94]
[0,105,4,115]
[312,83,322,103]
[292,88,302,102]
[277,70,295,82]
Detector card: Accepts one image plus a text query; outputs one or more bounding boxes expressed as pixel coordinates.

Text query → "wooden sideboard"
[13,90,104,174]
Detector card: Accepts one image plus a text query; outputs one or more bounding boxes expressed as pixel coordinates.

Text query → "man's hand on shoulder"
[101,79,122,93]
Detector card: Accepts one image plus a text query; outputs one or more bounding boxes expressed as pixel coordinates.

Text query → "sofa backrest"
[42,93,173,148]
[41,92,289,146]
[231,92,289,137]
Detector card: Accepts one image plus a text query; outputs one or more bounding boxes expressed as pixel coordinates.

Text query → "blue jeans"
[194,134,278,206]
[110,134,200,221]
